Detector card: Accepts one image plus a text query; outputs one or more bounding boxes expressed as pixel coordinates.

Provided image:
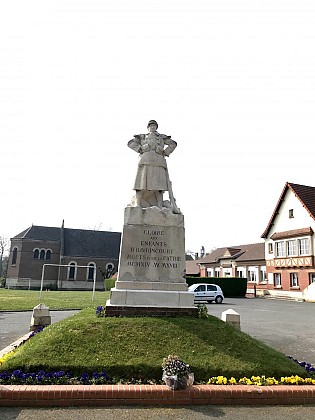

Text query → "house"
[261,182,315,300]
[189,243,265,289]
[6,222,121,291]
[185,259,201,277]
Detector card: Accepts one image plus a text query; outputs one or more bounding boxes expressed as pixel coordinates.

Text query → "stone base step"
[258,295,303,302]
[105,304,198,318]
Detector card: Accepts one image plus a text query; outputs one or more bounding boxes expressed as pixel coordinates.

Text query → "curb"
[0,332,32,359]
[0,309,81,313]
[1,384,315,407]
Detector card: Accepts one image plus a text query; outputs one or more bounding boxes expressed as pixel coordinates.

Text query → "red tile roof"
[261,182,315,238]
[270,227,314,240]
[186,259,201,276]
[197,242,265,266]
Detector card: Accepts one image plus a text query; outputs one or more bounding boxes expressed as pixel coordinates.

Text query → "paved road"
[0,311,78,350]
[1,405,315,419]
[206,297,315,365]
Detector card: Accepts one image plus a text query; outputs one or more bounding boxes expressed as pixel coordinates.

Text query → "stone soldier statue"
[128,120,180,213]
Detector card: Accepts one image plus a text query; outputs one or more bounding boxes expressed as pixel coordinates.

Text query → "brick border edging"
[1,384,315,407]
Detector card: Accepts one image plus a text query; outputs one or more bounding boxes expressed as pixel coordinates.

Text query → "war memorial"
[106,120,197,316]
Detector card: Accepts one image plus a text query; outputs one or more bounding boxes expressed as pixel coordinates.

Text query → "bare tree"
[185,250,197,260]
[0,236,9,277]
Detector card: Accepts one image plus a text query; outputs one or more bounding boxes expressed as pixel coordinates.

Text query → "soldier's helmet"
[147,120,158,129]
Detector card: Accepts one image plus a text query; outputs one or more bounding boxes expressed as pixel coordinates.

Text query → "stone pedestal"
[30,303,51,331]
[221,309,241,330]
[106,206,197,317]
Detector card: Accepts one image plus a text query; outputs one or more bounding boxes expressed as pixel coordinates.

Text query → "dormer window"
[289,209,294,218]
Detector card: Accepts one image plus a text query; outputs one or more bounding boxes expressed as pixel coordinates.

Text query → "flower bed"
[208,374,315,386]
[0,369,315,386]
[0,370,109,385]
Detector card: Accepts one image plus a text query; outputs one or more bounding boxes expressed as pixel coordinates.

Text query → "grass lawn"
[0,308,307,382]
[0,289,110,311]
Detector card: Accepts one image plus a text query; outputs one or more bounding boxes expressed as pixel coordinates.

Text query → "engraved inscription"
[125,228,182,269]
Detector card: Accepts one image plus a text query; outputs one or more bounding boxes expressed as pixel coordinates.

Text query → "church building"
[6,222,121,291]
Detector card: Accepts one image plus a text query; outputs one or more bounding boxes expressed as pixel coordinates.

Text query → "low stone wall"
[5,278,56,290]
[5,278,104,291]
[59,281,104,291]
[303,282,315,302]
[260,289,303,301]
[105,305,198,317]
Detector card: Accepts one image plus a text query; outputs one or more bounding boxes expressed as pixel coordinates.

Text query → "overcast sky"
[1,0,315,254]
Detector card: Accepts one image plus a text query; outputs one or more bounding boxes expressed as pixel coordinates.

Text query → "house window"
[268,243,273,254]
[236,270,243,278]
[68,262,77,280]
[12,247,18,265]
[248,269,257,282]
[299,238,310,256]
[309,273,315,284]
[215,269,220,277]
[290,272,299,287]
[45,250,51,260]
[287,240,297,256]
[274,273,281,287]
[289,209,294,218]
[87,263,96,281]
[260,268,267,282]
[275,241,285,257]
[40,249,45,260]
[33,249,39,259]
[206,268,213,277]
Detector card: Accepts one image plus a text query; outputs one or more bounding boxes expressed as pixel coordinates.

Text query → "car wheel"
[215,295,223,304]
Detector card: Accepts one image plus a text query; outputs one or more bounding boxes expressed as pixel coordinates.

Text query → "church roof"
[13,226,61,241]
[63,228,121,258]
[12,225,121,258]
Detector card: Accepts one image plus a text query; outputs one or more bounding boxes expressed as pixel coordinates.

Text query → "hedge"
[102,276,247,297]
[185,276,247,297]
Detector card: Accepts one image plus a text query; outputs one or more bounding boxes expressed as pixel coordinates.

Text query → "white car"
[188,283,224,304]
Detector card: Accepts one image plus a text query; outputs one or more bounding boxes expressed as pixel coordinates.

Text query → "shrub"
[105,278,116,290]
